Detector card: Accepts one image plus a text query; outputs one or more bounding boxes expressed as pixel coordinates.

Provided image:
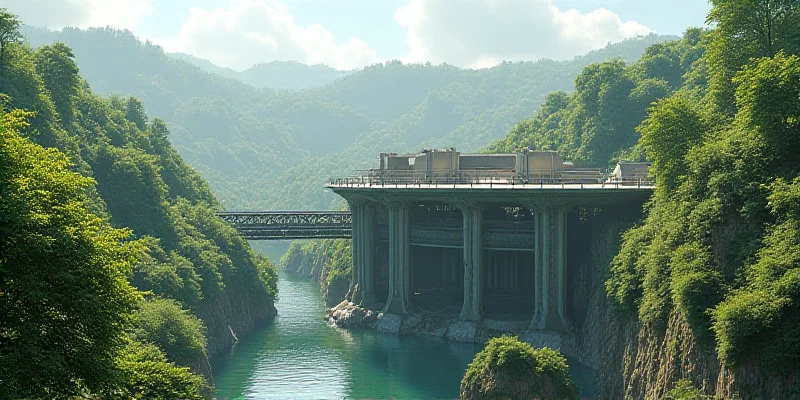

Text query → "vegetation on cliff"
[485,0,800,395]
[606,1,800,377]
[281,239,352,305]
[0,9,276,397]
[460,336,578,400]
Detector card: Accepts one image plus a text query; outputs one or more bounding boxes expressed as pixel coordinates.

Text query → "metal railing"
[327,169,654,189]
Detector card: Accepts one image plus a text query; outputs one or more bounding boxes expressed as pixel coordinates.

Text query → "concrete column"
[399,204,411,308]
[529,206,569,332]
[383,202,409,315]
[459,204,483,321]
[362,203,375,303]
[531,208,543,327]
[556,208,568,327]
[350,202,363,304]
[471,206,483,319]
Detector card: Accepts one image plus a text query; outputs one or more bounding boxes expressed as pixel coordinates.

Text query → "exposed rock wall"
[571,210,800,399]
[281,240,350,306]
[199,288,276,357]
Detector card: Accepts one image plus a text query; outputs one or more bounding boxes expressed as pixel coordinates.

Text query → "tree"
[131,297,207,367]
[0,9,21,63]
[733,52,800,164]
[125,96,148,131]
[460,336,579,400]
[115,341,207,400]
[709,0,800,58]
[638,95,707,196]
[0,108,140,397]
[706,0,800,114]
[34,43,81,123]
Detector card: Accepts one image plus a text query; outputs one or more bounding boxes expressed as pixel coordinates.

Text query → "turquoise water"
[211,271,595,399]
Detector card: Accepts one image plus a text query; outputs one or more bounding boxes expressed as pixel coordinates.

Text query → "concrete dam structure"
[327,148,653,333]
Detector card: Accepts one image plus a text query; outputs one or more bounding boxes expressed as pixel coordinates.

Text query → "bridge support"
[459,205,483,321]
[383,202,410,314]
[530,206,569,332]
[350,202,375,304]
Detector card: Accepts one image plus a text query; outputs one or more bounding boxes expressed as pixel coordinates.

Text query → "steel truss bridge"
[216,211,352,240]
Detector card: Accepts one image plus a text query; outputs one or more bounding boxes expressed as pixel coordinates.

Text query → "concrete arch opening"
[408,202,465,314]
[481,205,536,321]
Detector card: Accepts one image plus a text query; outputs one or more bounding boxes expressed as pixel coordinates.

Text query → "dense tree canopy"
[0,9,277,397]
[602,2,800,385]
[482,1,800,393]
[0,107,139,397]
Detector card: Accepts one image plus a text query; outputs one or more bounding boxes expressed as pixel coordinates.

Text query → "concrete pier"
[383,202,410,314]
[459,203,483,321]
[350,201,376,304]
[529,206,569,331]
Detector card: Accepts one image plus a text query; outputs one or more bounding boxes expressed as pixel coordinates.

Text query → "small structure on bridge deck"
[376,148,604,183]
[327,149,654,335]
[608,161,651,184]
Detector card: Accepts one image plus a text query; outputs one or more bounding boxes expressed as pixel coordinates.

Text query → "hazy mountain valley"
[23,25,671,210]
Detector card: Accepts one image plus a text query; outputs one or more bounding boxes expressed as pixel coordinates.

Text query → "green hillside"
[23,26,673,210]
[2,13,277,397]
[490,1,800,393]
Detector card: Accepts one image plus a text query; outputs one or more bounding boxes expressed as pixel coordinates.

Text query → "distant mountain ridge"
[21,25,676,211]
[168,53,350,90]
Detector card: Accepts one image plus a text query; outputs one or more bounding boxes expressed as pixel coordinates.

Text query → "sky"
[2,0,712,71]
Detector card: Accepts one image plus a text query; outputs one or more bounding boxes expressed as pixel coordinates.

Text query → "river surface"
[211,271,595,399]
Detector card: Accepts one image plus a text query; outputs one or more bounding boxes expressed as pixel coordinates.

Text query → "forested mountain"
[22,25,673,210]
[486,29,705,167]
[169,53,349,90]
[2,12,277,397]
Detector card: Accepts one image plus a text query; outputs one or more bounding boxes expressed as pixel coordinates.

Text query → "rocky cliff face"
[199,287,276,357]
[281,240,351,306]
[191,277,276,385]
[569,211,800,399]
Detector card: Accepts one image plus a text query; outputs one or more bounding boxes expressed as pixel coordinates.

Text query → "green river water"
[211,271,595,399]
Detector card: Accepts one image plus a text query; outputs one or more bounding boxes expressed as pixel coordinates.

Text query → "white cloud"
[395,0,652,68]
[3,0,153,30]
[158,0,379,71]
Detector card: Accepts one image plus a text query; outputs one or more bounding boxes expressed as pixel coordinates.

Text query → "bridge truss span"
[217,211,352,240]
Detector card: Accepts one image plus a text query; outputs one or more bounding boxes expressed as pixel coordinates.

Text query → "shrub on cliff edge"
[460,336,579,400]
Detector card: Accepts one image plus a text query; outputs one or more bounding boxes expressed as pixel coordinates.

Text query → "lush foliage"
[116,341,208,400]
[1,9,277,397]
[0,107,140,397]
[483,0,800,384]
[486,29,706,168]
[667,379,712,400]
[601,4,800,376]
[460,336,578,400]
[132,298,208,368]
